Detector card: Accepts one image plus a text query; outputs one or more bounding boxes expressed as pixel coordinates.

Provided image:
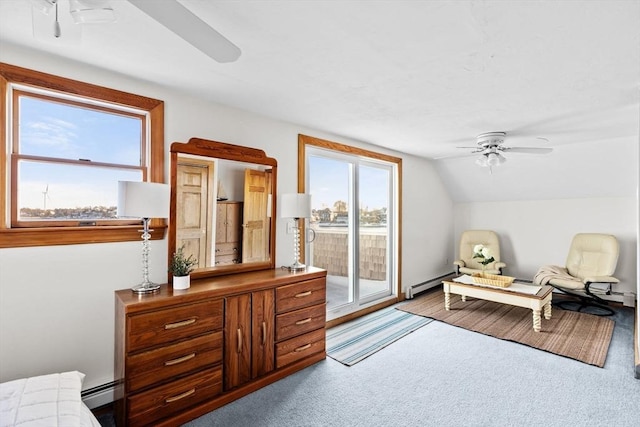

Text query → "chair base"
[549,283,616,317]
[553,298,615,316]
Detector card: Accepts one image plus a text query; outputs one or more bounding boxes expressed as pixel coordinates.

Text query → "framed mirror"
[169,137,277,279]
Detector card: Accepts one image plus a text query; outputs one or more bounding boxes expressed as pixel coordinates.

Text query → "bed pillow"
[0,371,85,427]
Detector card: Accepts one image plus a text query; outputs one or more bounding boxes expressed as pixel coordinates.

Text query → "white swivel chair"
[453,230,506,275]
[535,233,619,316]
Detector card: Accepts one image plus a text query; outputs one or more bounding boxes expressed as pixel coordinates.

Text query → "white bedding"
[0,371,100,427]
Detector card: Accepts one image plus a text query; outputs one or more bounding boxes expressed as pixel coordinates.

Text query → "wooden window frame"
[0,63,165,248]
[11,89,148,228]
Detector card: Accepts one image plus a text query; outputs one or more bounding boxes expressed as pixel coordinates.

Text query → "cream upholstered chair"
[534,233,619,316]
[453,230,506,275]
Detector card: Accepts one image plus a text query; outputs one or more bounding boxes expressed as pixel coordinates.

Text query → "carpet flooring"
[326,306,432,366]
[397,288,615,367]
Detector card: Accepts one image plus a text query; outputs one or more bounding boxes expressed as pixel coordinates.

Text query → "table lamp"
[280,193,312,271]
[118,181,170,294]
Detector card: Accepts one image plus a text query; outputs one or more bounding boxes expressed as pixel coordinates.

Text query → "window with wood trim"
[0,63,165,248]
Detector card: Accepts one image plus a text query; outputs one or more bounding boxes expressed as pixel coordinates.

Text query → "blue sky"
[18,95,142,209]
[308,156,389,211]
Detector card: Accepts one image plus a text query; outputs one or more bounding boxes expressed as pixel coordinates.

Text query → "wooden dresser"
[114,267,326,427]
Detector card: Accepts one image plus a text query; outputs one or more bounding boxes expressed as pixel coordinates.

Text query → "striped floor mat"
[326,306,433,366]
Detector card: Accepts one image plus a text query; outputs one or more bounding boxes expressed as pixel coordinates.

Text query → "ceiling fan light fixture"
[70,0,116,24]
[486,152,507,167]
[475,155,489,167]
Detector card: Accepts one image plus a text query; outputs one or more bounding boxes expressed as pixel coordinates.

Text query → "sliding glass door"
[357,163,392,302]
[305,145,397,320]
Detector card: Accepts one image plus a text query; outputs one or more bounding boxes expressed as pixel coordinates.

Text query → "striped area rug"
[326,306,433,366]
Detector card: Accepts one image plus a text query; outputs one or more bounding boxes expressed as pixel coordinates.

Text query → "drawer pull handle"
[294,291,312,298]
[294,343,312,352]
[295,318,312,325]
[262,321,267,345]
[237,328,243,353]
[164,318,196,330]
[164,353,196,366]
[165,388,195,404]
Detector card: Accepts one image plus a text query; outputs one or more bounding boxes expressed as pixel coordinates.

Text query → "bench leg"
[544,302,552,320]
[532,309,542,332]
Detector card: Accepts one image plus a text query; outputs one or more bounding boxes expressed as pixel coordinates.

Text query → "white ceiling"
[0,0,638,202]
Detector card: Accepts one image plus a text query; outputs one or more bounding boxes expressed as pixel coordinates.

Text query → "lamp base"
[286,261,307,272]
[131,281,161,294]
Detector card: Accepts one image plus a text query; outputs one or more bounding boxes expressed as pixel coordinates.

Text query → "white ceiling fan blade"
[127,0,241,63]
[503,147,553,154]
[433,152,480,160]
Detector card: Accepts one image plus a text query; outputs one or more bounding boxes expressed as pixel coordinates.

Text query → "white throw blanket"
[533,264,582,286]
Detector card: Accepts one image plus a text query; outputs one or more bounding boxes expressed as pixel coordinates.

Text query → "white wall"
[404,158,455,285]
[454,197,638,296]
[0,46,453,390]
[637,144,640,377]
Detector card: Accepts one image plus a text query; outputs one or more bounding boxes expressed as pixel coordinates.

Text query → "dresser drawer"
[215,254,240,265]
[276,278,326,313]
[127,366,223,427]
[128,300,223,353]
[126,331,223,392]
[276,304,325,342]
[216,242,240,256]
[275,328,325,369]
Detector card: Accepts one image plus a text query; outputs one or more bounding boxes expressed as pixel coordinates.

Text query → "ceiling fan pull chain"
[54,2,61,38]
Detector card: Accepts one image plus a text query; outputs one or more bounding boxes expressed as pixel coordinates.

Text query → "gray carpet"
[184,301,639,427]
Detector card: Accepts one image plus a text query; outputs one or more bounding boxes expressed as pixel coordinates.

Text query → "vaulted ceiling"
[1,0,638,202]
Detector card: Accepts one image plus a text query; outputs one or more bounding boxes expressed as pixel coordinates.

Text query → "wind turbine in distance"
[42,185,50,210]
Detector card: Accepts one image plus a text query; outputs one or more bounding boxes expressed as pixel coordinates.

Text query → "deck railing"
[310,226,387,280]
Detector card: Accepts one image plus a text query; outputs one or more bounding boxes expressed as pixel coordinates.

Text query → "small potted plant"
[170,245,198,290]
[472,244,495,276]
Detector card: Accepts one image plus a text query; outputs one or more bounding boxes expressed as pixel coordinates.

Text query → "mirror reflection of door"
[176,160,214,268]
[242,168,271,263]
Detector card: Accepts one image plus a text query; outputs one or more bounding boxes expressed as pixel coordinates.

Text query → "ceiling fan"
[127,0,241,63]
[455,131,553,173]
[30,0,241,63]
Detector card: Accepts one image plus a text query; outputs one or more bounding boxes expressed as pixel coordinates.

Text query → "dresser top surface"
[115,267,326,311]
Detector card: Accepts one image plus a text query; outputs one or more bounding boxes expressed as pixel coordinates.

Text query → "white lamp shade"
[118,181,170,219]
[280,193,311,218]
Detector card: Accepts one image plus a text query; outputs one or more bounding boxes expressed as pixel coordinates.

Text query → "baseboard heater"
[81,380,117,410]
[406,272,456,299]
